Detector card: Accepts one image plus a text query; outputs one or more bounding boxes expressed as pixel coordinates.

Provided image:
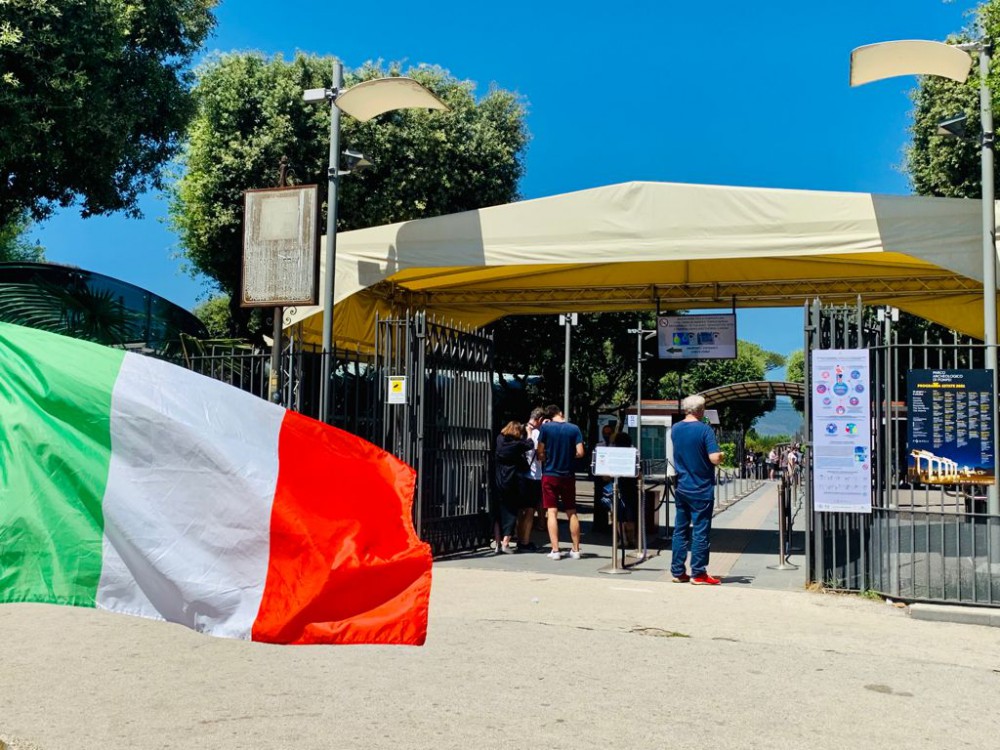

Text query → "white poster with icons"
[811,349,872,513]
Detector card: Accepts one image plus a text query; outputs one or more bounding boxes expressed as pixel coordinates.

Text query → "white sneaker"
[568,549,582,560]
[546,549,563,560]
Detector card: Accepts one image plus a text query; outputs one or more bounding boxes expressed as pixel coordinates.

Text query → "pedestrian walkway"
[436,480,808,591]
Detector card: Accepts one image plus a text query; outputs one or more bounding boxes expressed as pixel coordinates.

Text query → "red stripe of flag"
[251,411,432,645]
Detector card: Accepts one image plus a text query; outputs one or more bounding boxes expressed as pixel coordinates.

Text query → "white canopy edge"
[285,180,996,329]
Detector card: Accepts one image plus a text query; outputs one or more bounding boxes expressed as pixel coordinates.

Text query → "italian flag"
[0,322,432,645]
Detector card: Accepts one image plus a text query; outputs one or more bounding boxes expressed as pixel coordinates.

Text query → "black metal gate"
[376,311,494,556]
[805,299,1000,605]
[183,311,494,557]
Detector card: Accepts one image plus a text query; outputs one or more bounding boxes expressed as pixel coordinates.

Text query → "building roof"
[0,262,207,350]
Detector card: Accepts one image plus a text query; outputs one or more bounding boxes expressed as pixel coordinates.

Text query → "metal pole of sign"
[599,478,630,575]
[560,313,576,419]
[267,157,291,405]
[596,451,630,575]
[319,60,344,425]
[630,325,652,562]
[978,42,1000,542]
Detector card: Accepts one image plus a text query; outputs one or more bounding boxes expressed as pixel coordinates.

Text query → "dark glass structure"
[0,262,207,355]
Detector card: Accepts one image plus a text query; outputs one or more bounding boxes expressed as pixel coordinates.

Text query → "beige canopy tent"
[284,181,997,350]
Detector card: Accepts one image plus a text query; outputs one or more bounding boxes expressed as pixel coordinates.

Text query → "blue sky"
[29,0,978,361]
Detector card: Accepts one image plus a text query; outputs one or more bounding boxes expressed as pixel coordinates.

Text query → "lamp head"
[303,88,331,104]
[937,113,967,139]
[342,149,374,173]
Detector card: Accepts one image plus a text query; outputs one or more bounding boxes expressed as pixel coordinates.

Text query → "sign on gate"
[811,349,872,513]
[387,376,407,404]
[906,369,995,485]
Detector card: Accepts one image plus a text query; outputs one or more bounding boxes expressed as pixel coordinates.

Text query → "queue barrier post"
[768,477,799,571]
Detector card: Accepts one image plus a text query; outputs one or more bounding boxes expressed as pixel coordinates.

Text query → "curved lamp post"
[850,38,999,516]
[304,64,448,422]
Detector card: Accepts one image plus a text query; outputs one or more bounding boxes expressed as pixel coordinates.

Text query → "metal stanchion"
[600,477,631,575]
[630,472,647,562]
[768,479,799,571]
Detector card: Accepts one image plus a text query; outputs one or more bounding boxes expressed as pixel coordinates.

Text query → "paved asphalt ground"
[2,482,999,749]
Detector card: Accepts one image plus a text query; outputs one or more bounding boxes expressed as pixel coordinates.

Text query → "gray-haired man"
[670,394,723,585]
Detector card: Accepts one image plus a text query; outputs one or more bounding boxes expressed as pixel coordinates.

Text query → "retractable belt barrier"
[768,478,799,571]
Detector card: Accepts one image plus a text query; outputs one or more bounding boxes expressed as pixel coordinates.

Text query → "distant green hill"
[753,397,803,437]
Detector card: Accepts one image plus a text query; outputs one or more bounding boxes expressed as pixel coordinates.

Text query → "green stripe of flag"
[0,323,125,606]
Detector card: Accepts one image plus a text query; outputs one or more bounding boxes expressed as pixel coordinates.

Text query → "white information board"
[241,185,318,307]
[811,349,872,513]
[594,446,638,477]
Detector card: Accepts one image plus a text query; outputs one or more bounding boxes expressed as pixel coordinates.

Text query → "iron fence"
[376,312,495,556]
[183,342,377,439]
[806,299,1000,605]
[182,314,496,558]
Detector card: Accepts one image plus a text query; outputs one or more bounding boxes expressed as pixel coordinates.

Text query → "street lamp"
[304,63,448,422]
[558,313,578,418]
[850,37,998,517]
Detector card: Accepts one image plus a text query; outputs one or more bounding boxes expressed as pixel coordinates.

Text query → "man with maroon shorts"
[536,404,585,560]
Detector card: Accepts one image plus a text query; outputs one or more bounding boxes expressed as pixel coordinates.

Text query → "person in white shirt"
[516,407,546,551]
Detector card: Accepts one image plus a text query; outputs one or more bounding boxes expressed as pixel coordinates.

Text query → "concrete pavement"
[1,567,999,749]
[438,479,808,591]
[3,487,1000,750]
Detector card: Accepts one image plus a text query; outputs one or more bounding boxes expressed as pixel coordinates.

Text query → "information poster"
[656,314,736,360]
[906,369,994,485]
[593,446,638,477]
[811,349,872,513]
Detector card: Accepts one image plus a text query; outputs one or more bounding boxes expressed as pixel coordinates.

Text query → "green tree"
[669,340,785,431]
[906,2,1000,199]
[0,213,44,262]
[0,1,217,227]
[193,294,234,339]
[894,5,1000,342]
[491,312,647,438]
[170,53,528,338]
[786,349,804,384]
[492,319,786,437]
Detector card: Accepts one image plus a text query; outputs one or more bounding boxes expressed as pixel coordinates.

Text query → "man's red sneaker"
[690,573,722,585]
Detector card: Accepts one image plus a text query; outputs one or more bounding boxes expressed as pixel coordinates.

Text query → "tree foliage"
[492,317,785,436]
[785,349,804,384]
[491,312,648,438]
[193,294,234,339]
[899,4,1000,341]
[169,53,528,337]
[0,0,217,227]
[672,340,784,431]
[906,3,1000,198]
[0,212,44,262]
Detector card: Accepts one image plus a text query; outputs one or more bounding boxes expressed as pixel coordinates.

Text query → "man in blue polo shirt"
[671,394,723,585]
[536,404,585,560]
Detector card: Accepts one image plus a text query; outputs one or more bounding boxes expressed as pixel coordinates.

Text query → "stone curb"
[909,602,1000,627]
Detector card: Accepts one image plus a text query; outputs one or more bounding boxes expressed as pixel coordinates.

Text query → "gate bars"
[183,311,495,557]
[806,299,1000,605]
[376,311,495,556]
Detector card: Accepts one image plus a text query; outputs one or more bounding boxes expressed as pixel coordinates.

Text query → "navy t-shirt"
[538,421,584,477]
[671,419,720,501]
